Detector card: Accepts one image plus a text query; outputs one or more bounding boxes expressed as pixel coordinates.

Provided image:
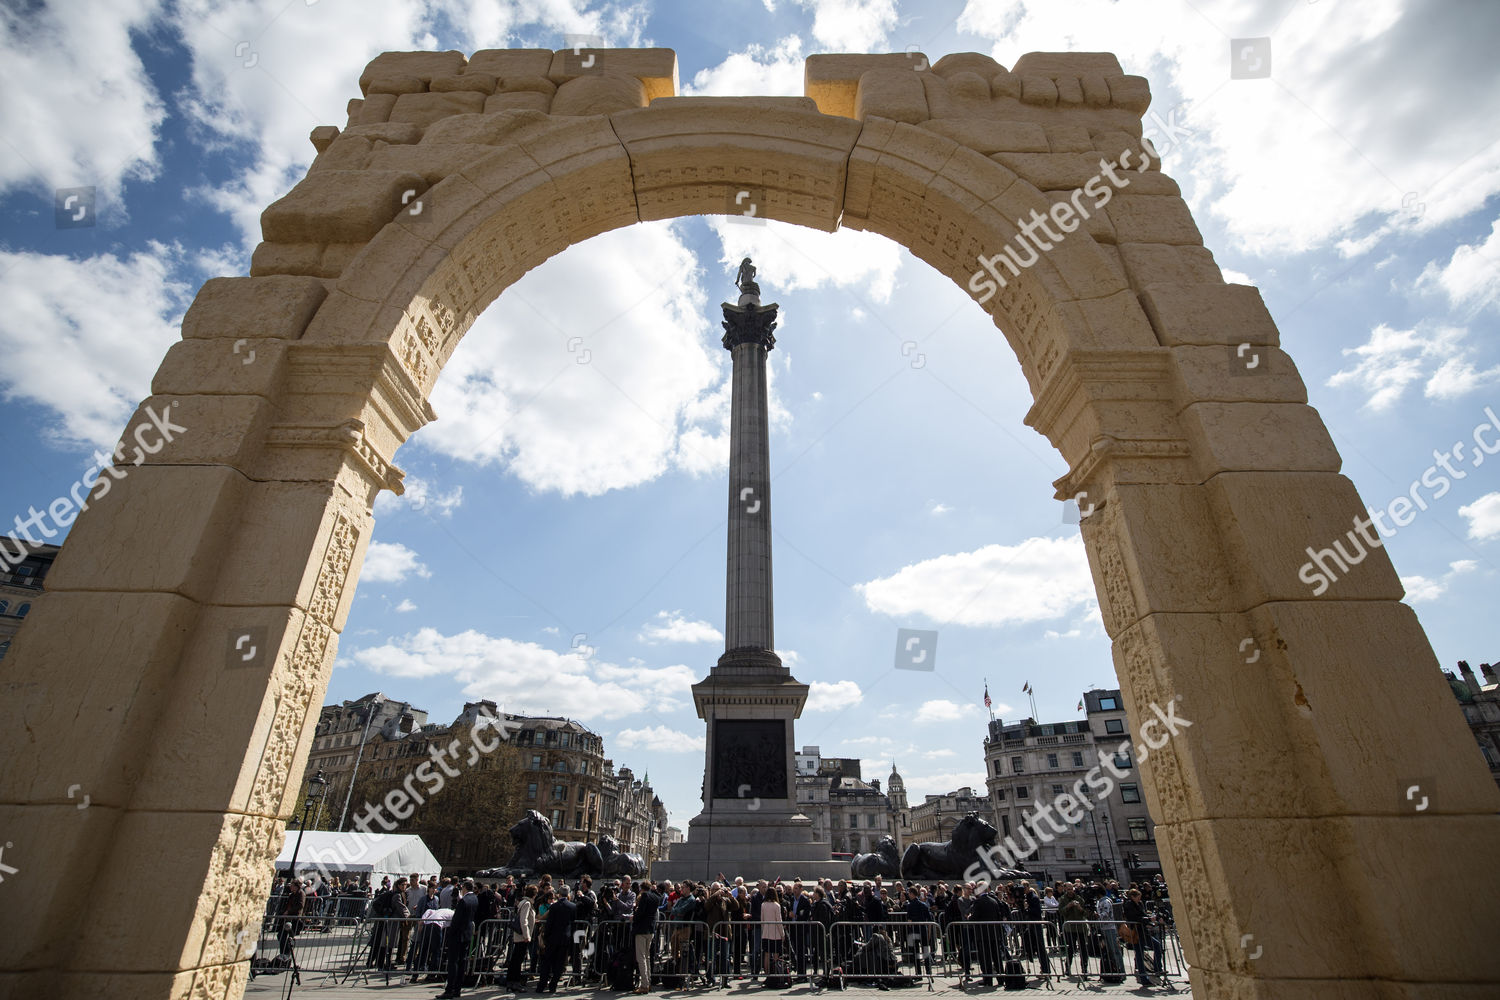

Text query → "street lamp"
[286,770,328,881]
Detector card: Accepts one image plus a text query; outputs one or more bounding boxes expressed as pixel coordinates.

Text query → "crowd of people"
[265,869,1177,995]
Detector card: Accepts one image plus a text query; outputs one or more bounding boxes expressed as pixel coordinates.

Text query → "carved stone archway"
[1,47,1495,1000]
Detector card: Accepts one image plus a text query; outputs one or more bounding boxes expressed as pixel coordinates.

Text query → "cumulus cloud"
[806,679,863,711]
[639,611,724,645]
[413,222,751,496]
[914,699,983,724]
[0,246,192,447]
[362,541,431,583]
[685,35,806,96]
[1459,492,1500,541]
[394,598,418,613]
[1401,560,1476,603]
[709,219,904,305]
[1418,216,1500,315]
[956,0,1500,257]
[375,476,464,518]
[856,536,1096,627]
[794,0,898,52]
[615,725,705,753]
[903,770,989,801]
[1326,324,1499,409]
[347,627,697,720]
[0,0,167,209]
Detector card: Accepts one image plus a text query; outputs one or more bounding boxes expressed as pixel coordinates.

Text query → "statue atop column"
[735,256,761,303]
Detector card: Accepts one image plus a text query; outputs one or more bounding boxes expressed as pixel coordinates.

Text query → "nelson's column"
[652,261,846,881]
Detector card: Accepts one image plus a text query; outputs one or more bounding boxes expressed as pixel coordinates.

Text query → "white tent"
[274,830,442,885]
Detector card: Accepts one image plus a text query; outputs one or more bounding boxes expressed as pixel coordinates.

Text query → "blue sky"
[2,0,1498,829]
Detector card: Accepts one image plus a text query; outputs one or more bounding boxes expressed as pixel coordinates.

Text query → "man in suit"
[970,883,1007,987]
[538,884,579,993]
[439,879,479,999]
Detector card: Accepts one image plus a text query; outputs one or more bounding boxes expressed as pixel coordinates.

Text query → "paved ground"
[245,972,1194,998]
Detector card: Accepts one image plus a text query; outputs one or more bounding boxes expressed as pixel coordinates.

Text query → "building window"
[1114,751,1131,770]
[551,809,564,827]
[1121,784,1141,803]
[1011,756,1024,773]
[1001,815,1010,835]
[1072,752,1084,767]
[531,754,542,769]
[849,814,858,828]
[1052,784,1065,796]
[554,761,568,773]
[560,734,569,748]
[1099,696,1119,710]
[527,783,538,799]
[578,786,587,802]
[1063,848,1076,860]
[996,788,1006,801]
[15,603,29,618]
[1047,753,1059,769]
[1128,817,1150,841]
[575,811,583,829]
[1105,718,1125,734]
[534,732,545,745]
[1016,786,1029,799]
[0,601,8,615]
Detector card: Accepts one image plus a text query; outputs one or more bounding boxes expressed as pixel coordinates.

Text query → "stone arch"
[1,46,1496,1000]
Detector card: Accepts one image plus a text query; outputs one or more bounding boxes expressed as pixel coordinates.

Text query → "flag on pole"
[1077,699,1085,712]
[1022,681,1032,694]
[984,684,992,709]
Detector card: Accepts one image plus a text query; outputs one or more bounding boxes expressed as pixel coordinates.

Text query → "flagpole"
[985,677,994,723]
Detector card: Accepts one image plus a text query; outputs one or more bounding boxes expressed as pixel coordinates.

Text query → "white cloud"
[794,0,898,52]
[856,536,1097,627]
[394,598,418,613]
[1326,324,1498,410]
[0,0,167,209]
[639,611,724,645]
[375,476,464,518]
[1418,216,1500,315]
[413,221,742,496]
[1219,268,1254,286]
[1401,559,1477,603]
[914,699,983,724]
[348,627,697,720]
[1459,492,1500,541]
[615,725,705,753]
[685,35,806,96]
[928,501,952,516]
[956,0,1500,257]
[0,247,192,447]
[362,540,431,583]
[709,219,903,305]
[903,770,989,801]
[806,680,863,711]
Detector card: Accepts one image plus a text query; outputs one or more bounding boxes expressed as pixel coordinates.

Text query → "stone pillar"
[719,288,780,669]
[0,276,424,1000]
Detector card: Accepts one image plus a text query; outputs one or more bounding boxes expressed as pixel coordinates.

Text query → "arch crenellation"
[1,44,1498,1000]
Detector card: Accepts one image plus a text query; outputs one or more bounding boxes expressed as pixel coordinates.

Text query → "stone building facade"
[1083,688,1161,880]
[0,541,58,662]
[793,747,910,855]
[908,786,993,847]
[1444,661,1500,789]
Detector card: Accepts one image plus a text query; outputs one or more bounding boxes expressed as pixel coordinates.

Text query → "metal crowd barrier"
[706,919,832,986]
[827,921,939,990]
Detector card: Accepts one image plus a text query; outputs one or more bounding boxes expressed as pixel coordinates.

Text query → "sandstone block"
[946,70,991,101]
[466,48,553,78]
[485,91,551,114]
[359,50,465,94]
[1140,282,1281,348]
[1045,124,1093,152]
[351,92,396,125]
[496,74,557,95]
[548,47,677,101]
[1013,52,1125,77]
[1081,73,1112,106]
[308,133,372,172]
[930,53,1004,78]
[1179,400,1342,477]
[388,90,485,126]
[43,464,248,603]
[1117,243,1223,292]
[151,338,289,398]
[261,169,428,243]
[345,121,424,144]
[551,73,647,115]
[1166,344,1308,406]
[1055,75,1085,105]
[1106,194,1202,244]
[1019,75,1058,106]
[249,241,323,277]
[181,275,327,341]
[430,72,495,94]
[1106,74,1151,112]
[804,52,924,118]
[920,118,1047,153]
[1205,471,1405,602]
[366,75,424,95]
[309,125,338,153]
[854,68,929,123]
[990,70,1021,100]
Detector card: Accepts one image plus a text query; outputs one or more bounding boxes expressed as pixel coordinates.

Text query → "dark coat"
[632,890,662,934]
[971,892,1004,923]
[545,898,578,947]
[447,891,480,943]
